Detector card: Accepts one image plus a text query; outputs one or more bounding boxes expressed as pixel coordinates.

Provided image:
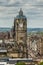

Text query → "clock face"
[19,23,23,27]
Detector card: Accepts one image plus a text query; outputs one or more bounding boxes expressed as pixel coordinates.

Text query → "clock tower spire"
[19,8,23,16]
[13,9,28,58]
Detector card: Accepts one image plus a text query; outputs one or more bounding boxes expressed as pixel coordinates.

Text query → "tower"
[14,9,28,58]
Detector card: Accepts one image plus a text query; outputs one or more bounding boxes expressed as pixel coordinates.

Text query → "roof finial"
[19,8,23,16]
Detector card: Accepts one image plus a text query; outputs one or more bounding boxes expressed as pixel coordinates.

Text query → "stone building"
[37,37,43,56]
[12,9,28,58]
[27,34,43,58]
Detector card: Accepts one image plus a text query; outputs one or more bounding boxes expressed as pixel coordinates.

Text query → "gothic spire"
[19,8,23,16]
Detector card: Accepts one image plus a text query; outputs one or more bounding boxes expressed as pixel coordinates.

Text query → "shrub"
[39,62,43,65]
[16,62,26,65]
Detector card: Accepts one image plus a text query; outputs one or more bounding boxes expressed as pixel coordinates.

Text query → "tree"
[39,62,43,65]
[16,62,26,65]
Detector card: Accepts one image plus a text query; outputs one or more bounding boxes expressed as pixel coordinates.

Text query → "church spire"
[19,8,23,16]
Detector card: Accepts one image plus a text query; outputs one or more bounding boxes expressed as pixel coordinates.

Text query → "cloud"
[8,0,23,5]
[28,19,43,28]
[37,0,43,2]
[0,0,43,28]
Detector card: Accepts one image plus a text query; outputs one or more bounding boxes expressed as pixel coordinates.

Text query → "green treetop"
[39,62,43,65]
[16,62,26,65]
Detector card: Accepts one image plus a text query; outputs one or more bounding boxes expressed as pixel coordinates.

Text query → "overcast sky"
[0,0,43,28]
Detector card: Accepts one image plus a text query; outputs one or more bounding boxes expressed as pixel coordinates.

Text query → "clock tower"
[14,9,28,58]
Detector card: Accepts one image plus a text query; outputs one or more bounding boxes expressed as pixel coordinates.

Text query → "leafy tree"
[39,62,43,65]
[16,62,26,65]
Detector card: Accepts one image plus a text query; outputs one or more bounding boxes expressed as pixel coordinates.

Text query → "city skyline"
[0,0,43,28]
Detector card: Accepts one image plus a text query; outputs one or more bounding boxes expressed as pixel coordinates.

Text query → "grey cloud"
[0,0,43,28]
[0,0,23,7]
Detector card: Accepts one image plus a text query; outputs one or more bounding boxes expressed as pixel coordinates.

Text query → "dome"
[15,9,26,20]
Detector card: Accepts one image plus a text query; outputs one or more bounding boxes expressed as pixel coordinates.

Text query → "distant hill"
[0,28,11,32]
[0,27,43,32]
[27,28,43,32]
